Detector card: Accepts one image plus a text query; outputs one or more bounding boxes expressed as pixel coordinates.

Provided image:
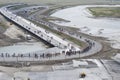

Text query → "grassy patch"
[0,22,8,29]
[30,20,85,47]
[7,4,30,10]
[88,7,120,18]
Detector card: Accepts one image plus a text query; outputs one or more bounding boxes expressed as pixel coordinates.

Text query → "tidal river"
[0,42,48,54]
[51,5,120,49]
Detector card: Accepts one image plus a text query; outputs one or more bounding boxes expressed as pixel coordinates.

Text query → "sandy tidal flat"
[51,5,120,49]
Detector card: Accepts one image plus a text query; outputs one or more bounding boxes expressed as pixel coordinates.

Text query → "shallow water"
[0,42,47,54]
[51,5,120,49]
[51,5,120,35]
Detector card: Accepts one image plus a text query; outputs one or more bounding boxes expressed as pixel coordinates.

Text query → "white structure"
[0,5,80,51]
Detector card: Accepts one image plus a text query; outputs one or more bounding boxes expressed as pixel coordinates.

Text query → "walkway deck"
[0,6,80,51]
[0,4,103,62]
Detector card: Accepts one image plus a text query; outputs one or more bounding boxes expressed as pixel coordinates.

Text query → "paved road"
[0,4,102,62]
[0,5,81,51]
[27,5,102,57]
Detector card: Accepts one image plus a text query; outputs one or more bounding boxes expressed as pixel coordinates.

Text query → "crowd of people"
[81,39,95,53]
[0,7,96,61]
[0,18,96,60]
[0,43,93,60]
[28,12,97,52]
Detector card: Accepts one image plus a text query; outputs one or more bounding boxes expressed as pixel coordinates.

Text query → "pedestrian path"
[0,4,103,62]
[0,5,80,51]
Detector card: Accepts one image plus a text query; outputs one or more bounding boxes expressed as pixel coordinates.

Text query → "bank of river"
[51,5,120,49]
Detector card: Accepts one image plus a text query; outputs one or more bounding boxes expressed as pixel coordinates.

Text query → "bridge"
[0,5,80,51]
[0,4,102,63]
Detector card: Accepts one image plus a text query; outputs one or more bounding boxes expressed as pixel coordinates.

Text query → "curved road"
[0,4,102,62]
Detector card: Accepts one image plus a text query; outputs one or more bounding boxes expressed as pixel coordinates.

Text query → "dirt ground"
[0,64,52,77]
[0,14,28,46]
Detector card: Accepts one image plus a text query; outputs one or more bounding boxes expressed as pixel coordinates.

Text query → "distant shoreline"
[0,0,120,6]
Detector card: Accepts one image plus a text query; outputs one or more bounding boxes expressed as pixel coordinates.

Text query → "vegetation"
[7,4,30,10]
[0,22,8,29]
[88,7,120,18]
[0,0,120,6]
[30,20,86,47]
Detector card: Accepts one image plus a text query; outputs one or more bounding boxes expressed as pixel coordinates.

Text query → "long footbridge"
[0,5,80,51]
[0,4,102,63]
